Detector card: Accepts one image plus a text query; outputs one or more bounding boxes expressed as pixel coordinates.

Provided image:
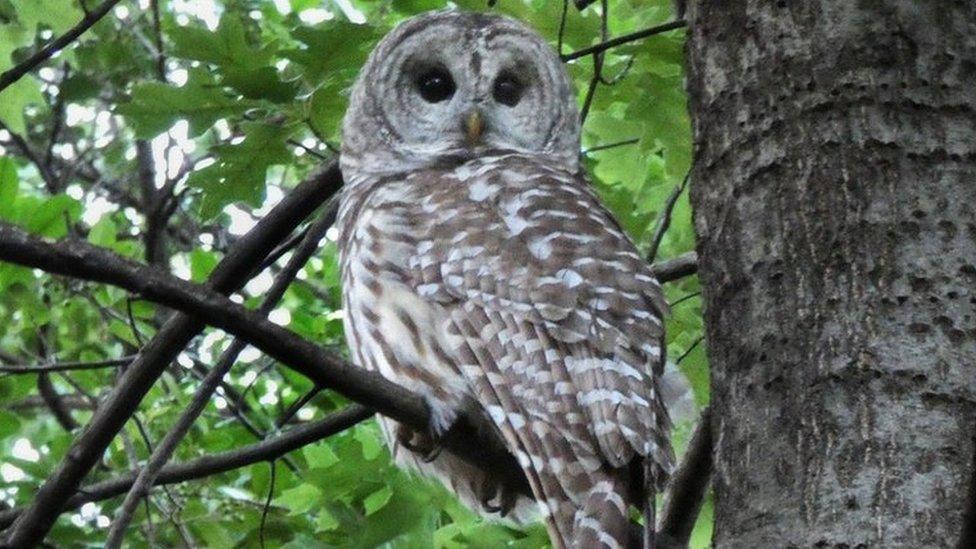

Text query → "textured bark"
[685,2,976,547]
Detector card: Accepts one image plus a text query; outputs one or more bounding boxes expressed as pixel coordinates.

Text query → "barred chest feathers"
[337,173,469,436]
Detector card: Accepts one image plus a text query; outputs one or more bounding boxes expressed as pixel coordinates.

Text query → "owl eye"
[492,72,524,107]
[416,67,456,103]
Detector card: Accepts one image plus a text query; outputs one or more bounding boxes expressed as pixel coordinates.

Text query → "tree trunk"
[684,2,976,547]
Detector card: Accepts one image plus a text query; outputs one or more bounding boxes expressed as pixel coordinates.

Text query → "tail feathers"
[527,466,631,549]
[571,475,632,549]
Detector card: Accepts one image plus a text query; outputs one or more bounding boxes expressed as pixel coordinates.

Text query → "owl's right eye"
[416,68,456,103]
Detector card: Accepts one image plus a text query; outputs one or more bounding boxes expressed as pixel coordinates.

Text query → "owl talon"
[475,476,516,516]
[475,476,502,513]
[396,424,442,462]
[421,442,443,463]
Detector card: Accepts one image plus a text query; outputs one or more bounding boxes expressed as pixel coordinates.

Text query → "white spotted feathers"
[337,153,673,548]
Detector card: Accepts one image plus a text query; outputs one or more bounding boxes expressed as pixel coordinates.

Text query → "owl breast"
[338,179,469,435]
[338,173,542,522]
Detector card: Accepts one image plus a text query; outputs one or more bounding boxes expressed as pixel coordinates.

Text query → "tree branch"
[659,407,712,546]
[562,20,687,62]
[0,405,375,531]
[148,0,166,81]
[37,373,80,432]
[2,162,343,548]
[0,122,58,191]
[0,356,135,374]
[0,0,125,94]
[0,214,528,500]
[651,251,698,283]
[647,173,689,263]
[4,394,95,412]
[105,201,338,545]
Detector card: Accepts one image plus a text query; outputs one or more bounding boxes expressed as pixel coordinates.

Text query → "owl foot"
[395,424,443,463]
[475,476,516,517]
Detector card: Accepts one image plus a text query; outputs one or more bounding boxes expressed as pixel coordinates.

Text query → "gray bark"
[684,2,976,547]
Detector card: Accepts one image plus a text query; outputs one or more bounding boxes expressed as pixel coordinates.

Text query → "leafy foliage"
[0,0,706,546]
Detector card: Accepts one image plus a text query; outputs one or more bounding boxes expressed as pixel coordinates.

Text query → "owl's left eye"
[492,72,524,107]
[416,67,456,103]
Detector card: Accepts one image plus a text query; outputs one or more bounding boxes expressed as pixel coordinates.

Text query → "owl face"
[341,10,580,178]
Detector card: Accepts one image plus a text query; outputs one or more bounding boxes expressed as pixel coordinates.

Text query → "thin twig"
[647,172,690,263]
[125,297,147,347]
[4,394,95,411]
[259,461,276,549]
[149,0,166,81]
[600,55,635,86]
[579,0,609,124]
[37,373,80,431]
[303,120,340,154]
[253,224,312,277]
[0,0,126,93]
[288,138,328,160]
[562,19,687,62]
[668,291,700,308]
[44,64,69,171]
[557,0,570,57]
[0,356,135,374]
[276,386,321,429]
[581,137,639,155]
[0,122,58,191]
[675,336,704,365]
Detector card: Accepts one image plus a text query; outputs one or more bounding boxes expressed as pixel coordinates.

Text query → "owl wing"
[405,156,672,546]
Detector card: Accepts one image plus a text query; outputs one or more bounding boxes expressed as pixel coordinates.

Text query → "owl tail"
[569,473,632,549]
[516,449,631,549]
[448,311,635,548]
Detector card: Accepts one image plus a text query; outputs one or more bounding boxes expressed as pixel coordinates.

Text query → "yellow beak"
[464,110,485,145]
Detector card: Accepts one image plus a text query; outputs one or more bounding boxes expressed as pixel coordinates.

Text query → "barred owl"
[337,10,672,548]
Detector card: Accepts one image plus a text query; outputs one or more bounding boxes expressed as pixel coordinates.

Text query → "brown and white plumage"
[338,10,672,548]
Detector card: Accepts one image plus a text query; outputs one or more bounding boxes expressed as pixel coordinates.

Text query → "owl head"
[341,10,580,179]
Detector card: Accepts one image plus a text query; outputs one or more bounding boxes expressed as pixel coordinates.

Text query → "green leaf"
[354,424,383,461]
[25,195,80,238]
[0,410,20,439]
[283,22,380,83]
[169,13,273,72]
[87,216,117,247]
[314,508,340,532]
[223,66,297,103]
[117,72,255,138]
[189,248,218,282]
[9,0,82,34]
[0,77,43,135]
[363,485,393,516]
[0,156,17,219]
[274,484,322,516]
[187,122,291,219]
[303,442,339,469]
[59,74,102,102]
[307,81,347,142]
